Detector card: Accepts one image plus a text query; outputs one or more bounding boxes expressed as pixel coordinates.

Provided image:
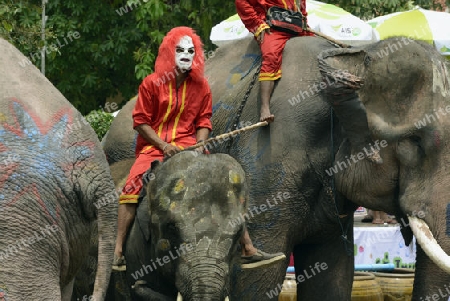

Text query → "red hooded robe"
[119,27,212,204]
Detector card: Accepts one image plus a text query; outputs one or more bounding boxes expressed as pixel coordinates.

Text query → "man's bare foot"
[260,108,274,123]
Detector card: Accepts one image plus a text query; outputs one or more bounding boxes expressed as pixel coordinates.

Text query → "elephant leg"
[294,228,354,300]
[61,278,75,301]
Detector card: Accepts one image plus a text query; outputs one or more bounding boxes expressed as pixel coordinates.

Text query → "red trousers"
[259,29,313,81]
[118,151,163,204]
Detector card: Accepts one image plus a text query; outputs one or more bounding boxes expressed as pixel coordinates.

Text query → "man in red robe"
[236,0,314,123]
[113,26,285,271]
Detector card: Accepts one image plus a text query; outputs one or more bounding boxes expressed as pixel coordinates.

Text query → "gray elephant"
[102,35,450,300]
[0,37,117,300]
[119,151,247,300]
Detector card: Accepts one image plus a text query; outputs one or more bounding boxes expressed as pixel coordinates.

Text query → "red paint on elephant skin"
[1,98,74,137]
[433,130,441,148]
[0,98,81,223]
[4,183,60,222]
[0,162,19,188]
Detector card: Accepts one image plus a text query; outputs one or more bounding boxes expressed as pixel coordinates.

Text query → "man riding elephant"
[112,26,285,272]
[235,0,314,123]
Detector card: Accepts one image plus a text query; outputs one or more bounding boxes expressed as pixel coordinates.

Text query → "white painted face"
[175,36,195,72]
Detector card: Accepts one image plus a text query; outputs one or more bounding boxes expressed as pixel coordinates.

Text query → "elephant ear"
[318,39,438,142]
[318,47,369,86]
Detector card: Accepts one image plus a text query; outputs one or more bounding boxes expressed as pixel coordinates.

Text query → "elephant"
[0,37,117,300]
[102,35,450,300]
[118,151,247,300]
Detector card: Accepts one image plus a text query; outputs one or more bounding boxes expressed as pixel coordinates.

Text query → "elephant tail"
[92,190,118,300]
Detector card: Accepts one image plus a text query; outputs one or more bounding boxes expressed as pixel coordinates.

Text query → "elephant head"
[320,37,450,298]
[129,151,247,300]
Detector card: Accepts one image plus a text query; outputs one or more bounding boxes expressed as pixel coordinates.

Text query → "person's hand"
[194,145,210,154]
[257,28,271,44]
[193,140,209,154]
[162,143,181,158]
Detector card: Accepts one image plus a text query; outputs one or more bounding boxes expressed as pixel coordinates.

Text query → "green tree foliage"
[84,109,114,140]
[0,1,54,60]
[4,0,446,116]
[327,0,449,19]
[0,0,236,114]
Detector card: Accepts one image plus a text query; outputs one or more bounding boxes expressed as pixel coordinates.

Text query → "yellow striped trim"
[158,81,173,136]
[254,23,270,38]
[259,70,282,81]
[281,0,288,9]
[171,81,186,144]
[141,145,153,152]
[140,81,174,154]
[119,194,139,204]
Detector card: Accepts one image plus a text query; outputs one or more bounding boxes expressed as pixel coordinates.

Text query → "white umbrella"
[368,7,450,57]
[210,0,374,46]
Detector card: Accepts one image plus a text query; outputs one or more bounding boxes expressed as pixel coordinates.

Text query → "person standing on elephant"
[236,0,314,123]
[113,26,285,271]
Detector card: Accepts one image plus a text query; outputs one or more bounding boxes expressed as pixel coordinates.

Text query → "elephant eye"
[409,135,424,154]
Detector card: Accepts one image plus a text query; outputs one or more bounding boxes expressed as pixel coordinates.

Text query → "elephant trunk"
[132,280,174,301]
[409,216,450,273]
[367,111,418,142]
[176,257,229,301]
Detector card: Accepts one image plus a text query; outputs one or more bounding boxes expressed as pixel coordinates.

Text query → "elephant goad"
[0,37,117,300]
[120,151,247,300]
[104,35,450,300]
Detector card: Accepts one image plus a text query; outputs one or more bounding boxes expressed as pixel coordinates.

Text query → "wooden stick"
[305,27,351,49]
[184,121,269,151]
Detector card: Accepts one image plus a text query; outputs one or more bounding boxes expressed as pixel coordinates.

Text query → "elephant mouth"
[408,216,450,273]
[177,292,229,301]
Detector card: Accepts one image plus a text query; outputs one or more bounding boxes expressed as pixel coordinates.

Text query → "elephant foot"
[112,254,126,271]
[241,249,286,269]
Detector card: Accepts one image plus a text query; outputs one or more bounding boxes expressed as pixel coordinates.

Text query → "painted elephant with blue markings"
[0,37,117,300]
[103,36,450,300]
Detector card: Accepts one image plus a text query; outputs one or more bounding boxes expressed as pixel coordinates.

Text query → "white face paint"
[175,36,195,72]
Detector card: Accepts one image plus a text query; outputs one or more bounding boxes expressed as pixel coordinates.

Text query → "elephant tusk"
[409,216,450,273]
[225,297,229,301]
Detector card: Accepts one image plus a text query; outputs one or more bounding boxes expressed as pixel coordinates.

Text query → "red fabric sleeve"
[132,79,153,129]
[299,0,308,16]
[194,83,213,131]
[235,0,267,35]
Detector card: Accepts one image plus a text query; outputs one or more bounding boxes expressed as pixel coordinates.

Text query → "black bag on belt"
[266,6,306,35]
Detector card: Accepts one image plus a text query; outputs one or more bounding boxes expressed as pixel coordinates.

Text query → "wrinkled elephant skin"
[124,152,246,301]
[102,36,450,300]
[0,38,117,301]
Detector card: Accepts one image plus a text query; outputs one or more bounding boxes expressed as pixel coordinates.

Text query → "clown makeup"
[175,36,195,72]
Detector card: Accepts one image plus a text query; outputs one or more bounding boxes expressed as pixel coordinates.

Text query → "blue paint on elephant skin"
[0,101,94,222]
[212,101,234,115]
[226,53,261,89]
[0,284,8,301]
